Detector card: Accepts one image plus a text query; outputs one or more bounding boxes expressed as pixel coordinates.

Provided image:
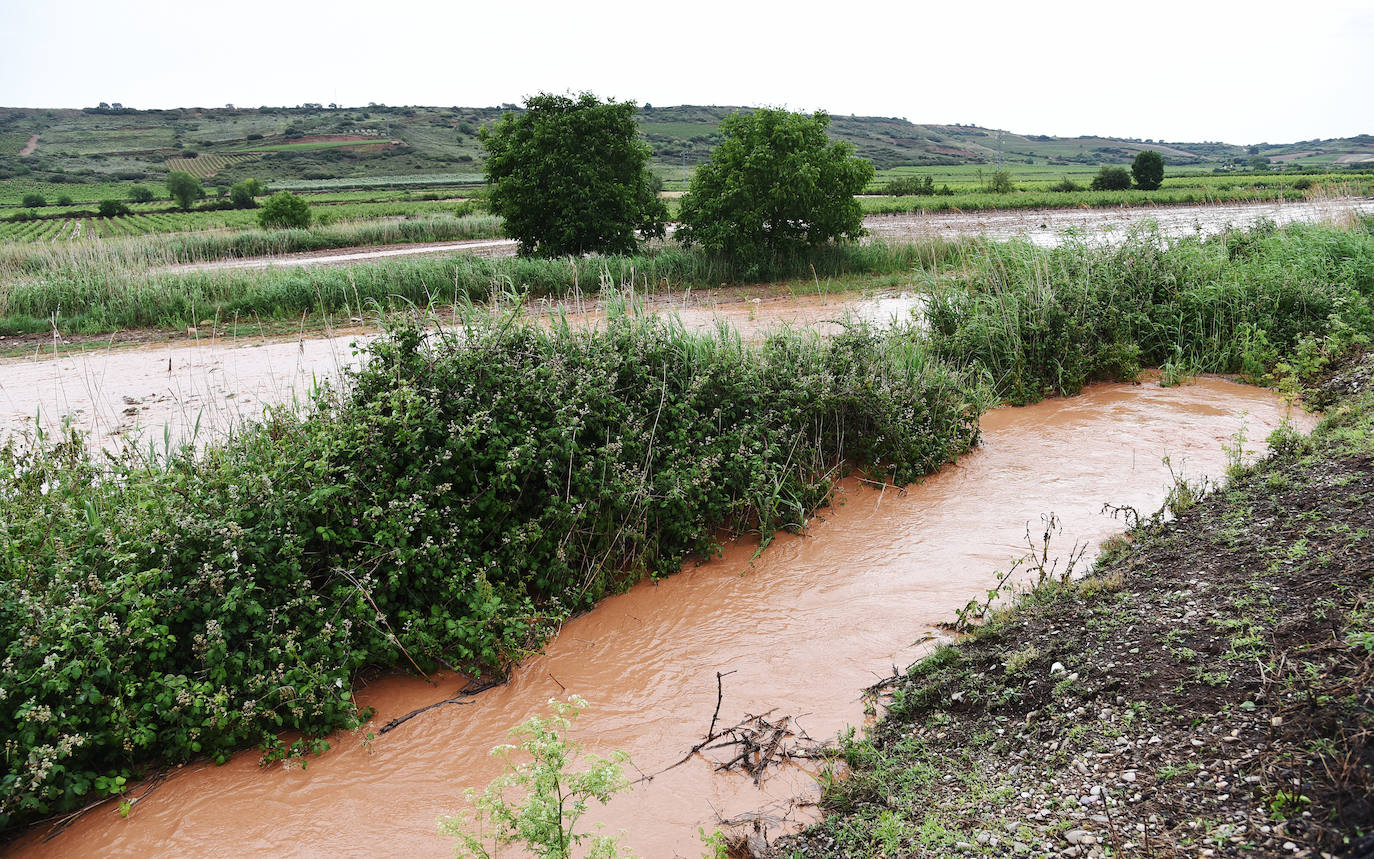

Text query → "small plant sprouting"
[438,696,634,859]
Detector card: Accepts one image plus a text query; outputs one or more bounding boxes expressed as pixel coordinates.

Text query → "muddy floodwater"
[865,197,1374,247]
[12,377,1315,858]
[0,290,922,450]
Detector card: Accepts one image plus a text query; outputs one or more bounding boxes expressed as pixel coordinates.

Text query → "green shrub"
[1090,167,1132,191]
[128,186,155,203]
[1132,150,1165,191]
[97,199,131,217]
[257,191,311,228]
[20,193,45,208]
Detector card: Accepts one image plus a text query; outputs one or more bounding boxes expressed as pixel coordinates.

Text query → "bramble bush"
[0,310,980,831]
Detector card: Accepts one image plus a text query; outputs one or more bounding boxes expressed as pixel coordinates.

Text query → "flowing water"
[10,377,1315,858]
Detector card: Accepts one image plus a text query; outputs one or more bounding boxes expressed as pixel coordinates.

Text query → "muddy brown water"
[10,377,1314,857]
[0,290,922,450]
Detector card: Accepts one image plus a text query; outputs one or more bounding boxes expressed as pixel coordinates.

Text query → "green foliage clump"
[21,193,46,208]
[439,696,632,858]
[55,195,73,207]
[884,175,935,196]
[481,92,666,256]
[985,170,1015,194]
[257,191,311,228]
[229,178,266,209]
[1090,166,1132,191]
[1132,150,1165,190]
[676,108,875,277]
[0,311,978,832]
[128,186,155,203]
[165,171,203,210]
[97,199,130,217]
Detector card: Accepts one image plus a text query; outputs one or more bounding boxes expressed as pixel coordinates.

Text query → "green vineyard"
[164,153,258,178]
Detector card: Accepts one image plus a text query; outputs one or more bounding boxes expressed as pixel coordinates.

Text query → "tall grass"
[0,213,505,279]
[0,239,965,334]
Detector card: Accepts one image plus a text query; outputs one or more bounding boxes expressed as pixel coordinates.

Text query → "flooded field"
[0,290,922,449]
[864,197,1374,247]
[11,377,1315,857]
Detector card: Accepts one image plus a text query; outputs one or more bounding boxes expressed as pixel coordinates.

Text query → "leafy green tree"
[128,186,155,203]
[1089,166,1132,191]
[230,180,261,209]
[55,194,74,206]
[165,171,203,210]
[257,191,311,228]
[97,199,130,217]
[481,92,666,256]
[1131,150,1165,190]
[439,697,632,859]
[21,193,45,208]
[676,108,874,274]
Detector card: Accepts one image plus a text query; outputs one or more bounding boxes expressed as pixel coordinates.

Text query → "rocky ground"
[759,356,1374,858]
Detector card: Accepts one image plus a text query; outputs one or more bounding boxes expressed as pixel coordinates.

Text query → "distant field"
[237,138,393,153]
[165,153,259,178]
[0,197,467,243]
[269,173,484,191]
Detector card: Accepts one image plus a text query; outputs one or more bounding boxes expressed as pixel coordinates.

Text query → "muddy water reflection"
[15,378,1315,858]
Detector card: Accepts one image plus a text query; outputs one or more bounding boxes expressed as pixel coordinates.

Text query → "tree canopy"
[1131,150,1165,190]
[257,191,311,229]
[675,108,874,273]
[480,92,666,256]
[165,171,203,210]
[1090,166,1132,191]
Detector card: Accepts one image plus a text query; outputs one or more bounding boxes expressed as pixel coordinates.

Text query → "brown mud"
[9,378,1316,857]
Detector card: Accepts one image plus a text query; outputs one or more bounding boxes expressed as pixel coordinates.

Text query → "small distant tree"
[257,191,311,228]
[166,171,203,210]
[481,91,666,256]
[56,194,73,206]
[21,193,45,208]
[1131,150,1164,190]
[230,179,265,209]
[128,186,155,203]
[1089,166,1132,191]
[676,108,874,275]
[986,170,1015,193]
[98,199,131,217]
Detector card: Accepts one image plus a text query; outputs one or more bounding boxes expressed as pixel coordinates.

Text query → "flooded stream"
[11,377,1315,857]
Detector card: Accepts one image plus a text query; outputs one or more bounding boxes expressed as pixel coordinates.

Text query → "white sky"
[2,0,1370,145]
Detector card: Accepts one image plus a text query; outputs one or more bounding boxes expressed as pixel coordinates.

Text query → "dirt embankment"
[767,356,1374,858]
[18,134,38,156]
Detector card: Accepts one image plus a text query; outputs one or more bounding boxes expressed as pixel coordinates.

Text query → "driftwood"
[640,670,832,786]
[376,676,506,735]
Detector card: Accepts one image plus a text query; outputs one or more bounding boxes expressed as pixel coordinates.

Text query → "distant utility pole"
[681,150,688,188]
[997,130,1003,171]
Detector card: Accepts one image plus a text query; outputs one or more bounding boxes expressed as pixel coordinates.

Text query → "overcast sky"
[3,0,1370,145]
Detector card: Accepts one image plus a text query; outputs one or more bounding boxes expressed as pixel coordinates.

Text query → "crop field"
[236,138,392,153]
[164,153,259,178]
[268,172,485,191]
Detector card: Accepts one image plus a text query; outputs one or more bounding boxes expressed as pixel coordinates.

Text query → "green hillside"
[1,103,1370,199]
